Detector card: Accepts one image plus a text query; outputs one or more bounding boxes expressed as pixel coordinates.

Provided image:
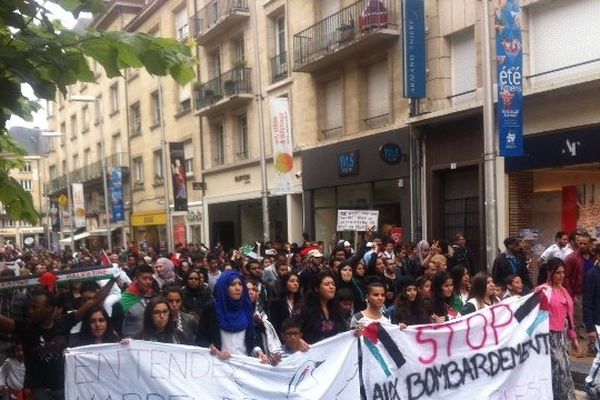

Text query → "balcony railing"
[270,51,288,83]
[194,67,252,110]
[191,0,249,38]
[44,152,129,195]
[294,0,395,69]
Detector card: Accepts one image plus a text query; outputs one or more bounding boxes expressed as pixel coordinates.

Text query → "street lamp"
[41,130,75,252]
[69,95,112,251]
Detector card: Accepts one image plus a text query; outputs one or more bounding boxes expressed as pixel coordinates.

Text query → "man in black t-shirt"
[0,277,116,400]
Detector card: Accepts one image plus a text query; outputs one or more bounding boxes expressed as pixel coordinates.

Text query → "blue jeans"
[586,337,600,387]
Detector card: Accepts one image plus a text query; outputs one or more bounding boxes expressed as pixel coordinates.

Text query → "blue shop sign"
[338,150,359,176]
[504,127,600,172]
[379,143,403,165]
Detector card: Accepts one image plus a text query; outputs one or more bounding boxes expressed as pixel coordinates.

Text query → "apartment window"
[82,105,90,132]
[178,84,191,112]
[237,114,248,159]
[46,101,54,117]
[21,162,32,172]
[110,83,119,113]
[20,180,32,191]
[151,90,161,126]
[49,165,57,180]
[112,134,121,155]
[529,0,600,83]
[133,157,144,184]
[275,16,286,55]
[210,51,221,79]
[62,160,67,175]
[72,154,79,169]
[130,102,141,135]
[365,60,389,127]
[184,141,193,175]
[450,28,476,103]
[322,78,343,138]
[70,114,77,139]
[175,6,189,41]
[83,148,90,166]
[212,123,225,165]
[153,150,164,181]
[94,95,102,124]
[234,36,245,64]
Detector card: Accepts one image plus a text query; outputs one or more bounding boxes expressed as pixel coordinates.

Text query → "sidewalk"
[572,354,593,399]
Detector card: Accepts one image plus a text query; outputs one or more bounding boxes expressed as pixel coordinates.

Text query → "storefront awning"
[59,231,90,244]
[131,210,167,227]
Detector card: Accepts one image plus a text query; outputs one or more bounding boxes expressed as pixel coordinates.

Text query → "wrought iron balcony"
[270,51,288,83]
[293,0,398,73]
[44,153,129,196]
[194,67,252,114]
[191,0,250,45]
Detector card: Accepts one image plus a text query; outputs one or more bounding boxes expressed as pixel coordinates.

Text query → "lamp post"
[41,130,75,252]
[69,95,112,251]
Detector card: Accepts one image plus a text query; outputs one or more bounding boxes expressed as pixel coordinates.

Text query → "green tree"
[0,0,195,225]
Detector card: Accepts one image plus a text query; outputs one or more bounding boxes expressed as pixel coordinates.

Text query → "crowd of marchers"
[0,229,599,400]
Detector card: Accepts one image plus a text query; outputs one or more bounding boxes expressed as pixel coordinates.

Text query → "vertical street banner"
[269,97,294,195]
[403,0,426,99]
[169,142,188,211]
[49,199,60,232]
[71,183,86,228]
[110,167,124,222]
[495,0,524,156]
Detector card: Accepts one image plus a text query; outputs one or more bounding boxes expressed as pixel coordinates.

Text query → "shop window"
[529,0,600,84]
[373,180,401,204]
[450,28,476,103]
[314,188,336,208]
[337,183,371,208]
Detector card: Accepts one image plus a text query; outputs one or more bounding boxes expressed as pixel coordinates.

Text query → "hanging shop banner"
[65,332,360,400]
[362,293,550,400]
[169,142,188,211]
[72,183,86,228]
[109,167,124,222]
[495,0,524,157]
[403,0,426,98]
[269,97,294,195]
[64,294,550,399]
[50,199,60,232]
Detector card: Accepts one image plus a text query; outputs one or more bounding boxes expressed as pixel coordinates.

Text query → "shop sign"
[235,174,251,183]
[338,150,359,177]
[379,143,403,165]
[504,127,600,172]
[186,210,202,225]
[192,181,206,190]
[131,211,167,227]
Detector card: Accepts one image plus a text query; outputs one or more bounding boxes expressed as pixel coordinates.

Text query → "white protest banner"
[65,331,359,400]
[361,293,551,400]
[337,209,379,231]
[269,97,294,195]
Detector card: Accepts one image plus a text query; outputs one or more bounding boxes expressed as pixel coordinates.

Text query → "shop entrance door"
[440,167,481,270]
[212,221,234,250]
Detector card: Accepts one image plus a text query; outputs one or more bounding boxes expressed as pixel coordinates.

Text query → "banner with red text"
[362,293,550,400]
[269,97,294,195]
[65,294,550,399]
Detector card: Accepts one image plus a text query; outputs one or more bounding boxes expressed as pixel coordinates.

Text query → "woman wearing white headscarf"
[151,258,182,293]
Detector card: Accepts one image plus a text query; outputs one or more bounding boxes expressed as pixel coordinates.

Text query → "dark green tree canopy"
[0,0,195,225]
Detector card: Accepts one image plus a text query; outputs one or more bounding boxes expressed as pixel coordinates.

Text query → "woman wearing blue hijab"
[196,270,268,362]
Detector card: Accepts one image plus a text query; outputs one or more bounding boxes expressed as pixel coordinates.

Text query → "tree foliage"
[0,0,195,225]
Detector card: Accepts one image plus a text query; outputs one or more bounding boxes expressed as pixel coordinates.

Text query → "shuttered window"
[367,60,389,119]
[324,78,342,137]
[175,7,188,41]
[184,140,193,174]
[529,0,600,84]
[450,28,476,102]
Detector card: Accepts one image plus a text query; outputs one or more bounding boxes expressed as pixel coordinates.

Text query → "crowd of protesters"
[0,228,599,400]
